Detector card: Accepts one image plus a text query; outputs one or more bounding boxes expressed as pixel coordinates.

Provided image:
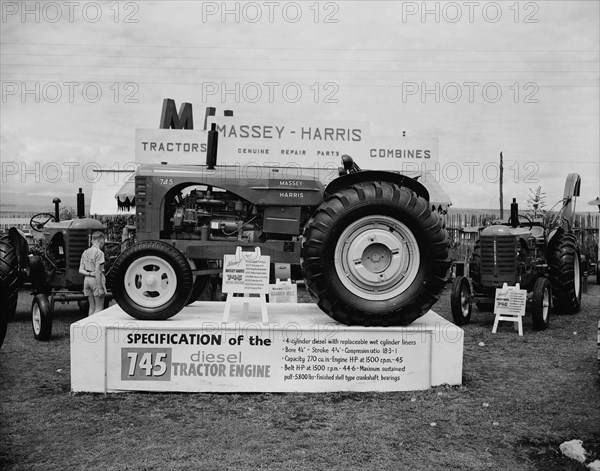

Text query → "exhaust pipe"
[510,198,519,228]
[77,188,85,218]
[52,197,61,222]
[206,123,219,169]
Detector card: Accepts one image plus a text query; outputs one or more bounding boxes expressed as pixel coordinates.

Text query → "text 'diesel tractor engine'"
[110,127,451,327]
[451,173,583,330]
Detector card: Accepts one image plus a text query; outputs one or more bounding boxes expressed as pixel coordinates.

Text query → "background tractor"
[110,126,451,327]
[0,189,116,343]
[451,173,583,330]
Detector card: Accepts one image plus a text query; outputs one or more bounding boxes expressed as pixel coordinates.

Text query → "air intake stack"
[77,188,85,218]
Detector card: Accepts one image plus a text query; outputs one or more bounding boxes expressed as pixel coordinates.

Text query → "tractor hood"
[480,224,544,239]
[46,218,105,231]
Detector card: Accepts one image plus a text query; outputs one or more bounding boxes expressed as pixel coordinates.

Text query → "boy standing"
[79,231,108,315]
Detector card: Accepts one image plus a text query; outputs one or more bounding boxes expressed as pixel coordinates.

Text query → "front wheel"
[32,294,52,341]
[301,181,449,326]
[531,277,551,330]
[451,276,472,326]
[110,241,193,320]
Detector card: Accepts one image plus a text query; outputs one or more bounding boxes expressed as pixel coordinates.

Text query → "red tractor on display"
[451,173,583,330]
[0,190,115,344]
[109,126,451,327]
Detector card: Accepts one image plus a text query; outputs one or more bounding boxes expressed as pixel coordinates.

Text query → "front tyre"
[111,241,193,320]
[301,181,449,326]
[451,276,472,326]
[32,293,52,341]
[531,277,551,330]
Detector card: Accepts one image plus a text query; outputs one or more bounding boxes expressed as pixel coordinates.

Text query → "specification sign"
[72,304,463,393]
[105,320,433,392]
[280,332,429,388]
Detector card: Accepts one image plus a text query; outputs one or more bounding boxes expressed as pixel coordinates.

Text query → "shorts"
[83,276,103,297]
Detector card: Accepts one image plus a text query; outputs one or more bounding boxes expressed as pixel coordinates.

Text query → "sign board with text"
[206,116,370,169]
[70,304,463,393]
[136,129,208,164]
[366,136,439,172]
[207,116,438,172]
[494,285,527,317]
[268,280,298,303]
[135,119,439,183]
[222,248,270,294]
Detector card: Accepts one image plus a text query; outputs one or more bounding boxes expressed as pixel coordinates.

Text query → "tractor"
[110,125,451,327]
[451,173,583,330]
[0,189,115,343]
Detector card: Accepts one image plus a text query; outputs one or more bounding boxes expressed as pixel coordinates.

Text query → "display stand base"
[70,302,463,393]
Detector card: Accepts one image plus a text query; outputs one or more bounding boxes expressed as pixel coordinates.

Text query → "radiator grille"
[136,177,147,231]
[480,235,518,284]
[66,230,90,269]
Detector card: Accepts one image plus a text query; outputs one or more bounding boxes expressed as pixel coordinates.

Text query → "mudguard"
[324,170,430,202]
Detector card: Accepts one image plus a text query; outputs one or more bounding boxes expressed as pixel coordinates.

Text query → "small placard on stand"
[268,279,297,304]
[222,247,270,324]
[492,283,527,335]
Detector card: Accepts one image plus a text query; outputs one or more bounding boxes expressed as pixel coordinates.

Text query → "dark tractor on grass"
[0,190,115,344]
[451,173,583,330]
[110,125,451,327]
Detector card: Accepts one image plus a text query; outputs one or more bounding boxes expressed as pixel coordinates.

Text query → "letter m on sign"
[160,98,194,129]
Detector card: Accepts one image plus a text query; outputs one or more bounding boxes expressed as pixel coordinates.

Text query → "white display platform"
[70,302,463,393]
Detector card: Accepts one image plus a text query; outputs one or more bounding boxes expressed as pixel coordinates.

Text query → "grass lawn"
[1,281,599,470]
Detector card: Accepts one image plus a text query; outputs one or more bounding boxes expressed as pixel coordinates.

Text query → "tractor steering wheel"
[30,213,56,232]
[519,214,534,229]
[508,214,534,229]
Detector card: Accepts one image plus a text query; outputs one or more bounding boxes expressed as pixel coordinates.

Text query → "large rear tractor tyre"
[110,241,193,320]
[451,276,472,326]
[301,181,450,326]
[1,237,19,323]
[32,293,52,341]
[547,230,582,314]
[531,277,551,330]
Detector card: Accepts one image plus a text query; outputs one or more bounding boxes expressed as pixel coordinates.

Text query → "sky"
[1,0,598,213]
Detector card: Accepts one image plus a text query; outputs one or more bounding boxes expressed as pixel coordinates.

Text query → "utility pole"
[499,152,504,219]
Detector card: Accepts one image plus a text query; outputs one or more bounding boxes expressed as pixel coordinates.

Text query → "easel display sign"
[494,285,527,317]
[222,247,270,294]
[492,283,527,335]
[222,247,271,324]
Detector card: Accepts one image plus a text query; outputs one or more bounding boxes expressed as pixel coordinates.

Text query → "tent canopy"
[90,170,136,215]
